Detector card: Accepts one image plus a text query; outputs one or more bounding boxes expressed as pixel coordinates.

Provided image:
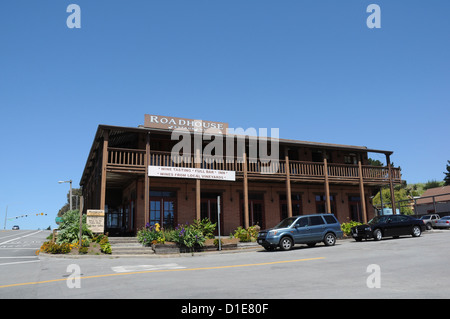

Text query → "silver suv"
[419,214,440,230]
[257,214,343,251]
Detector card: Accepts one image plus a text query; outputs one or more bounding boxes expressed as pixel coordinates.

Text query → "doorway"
[349,196,362,222]
[149,191,177,229]
[200,193,223,235]
[240,193,265,229]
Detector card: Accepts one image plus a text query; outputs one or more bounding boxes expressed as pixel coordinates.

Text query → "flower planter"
[151,238,240,254]
[152,242,180,254]
[202,238,239,251]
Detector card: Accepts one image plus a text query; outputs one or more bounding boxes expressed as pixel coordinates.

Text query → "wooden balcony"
[107,148,401,185]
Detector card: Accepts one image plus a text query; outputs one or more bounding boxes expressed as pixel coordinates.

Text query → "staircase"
[108,237,155,255]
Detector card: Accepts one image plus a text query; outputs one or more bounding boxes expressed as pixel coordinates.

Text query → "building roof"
[416,185,450,205]
[98,124,394,154]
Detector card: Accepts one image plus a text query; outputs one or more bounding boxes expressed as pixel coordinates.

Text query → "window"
[309,216,325,226]
[280,194,302,220]
[315,195,337,215]
[296,217,308,227]
[323,215,338,224]
[150,191,176,228]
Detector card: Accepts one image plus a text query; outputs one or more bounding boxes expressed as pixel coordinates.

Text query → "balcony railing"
[107,148,401,183]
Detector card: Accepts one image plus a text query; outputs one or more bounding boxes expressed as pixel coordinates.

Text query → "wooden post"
[285,149,292,218]
[195,146,201,220]
[78,195,84,249]
[243,152,249,228]
[323,153,331,214]
[144,132,150,226]
[358,156,367,224]
[386,154,397,214]
[100,130,109,211]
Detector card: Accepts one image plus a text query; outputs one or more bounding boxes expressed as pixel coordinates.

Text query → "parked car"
[12,225,19,230]
[257,214,343,251]
[351,215,425,241]
[434,216,450,229]
[419,214,440,230]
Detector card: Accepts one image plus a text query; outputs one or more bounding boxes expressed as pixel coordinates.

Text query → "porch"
[106,147,401,185]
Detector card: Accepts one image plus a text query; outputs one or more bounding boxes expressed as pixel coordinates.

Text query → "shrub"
[100,241,112,254]
[137,223,165,246]
[40,241,72,254]
[231,225,260,242]
[78,246,89,254]
[56,210,92,245]
[95,235,112,254]
[341,221,363,236]
[177,225,205,249]
[191,218,217,239]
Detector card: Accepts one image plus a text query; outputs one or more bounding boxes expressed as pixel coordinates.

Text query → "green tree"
[372,187,414,215]
[423,180,444,190]
[368,158,384,166]
[58,188,82,217]
[444,160,450,186]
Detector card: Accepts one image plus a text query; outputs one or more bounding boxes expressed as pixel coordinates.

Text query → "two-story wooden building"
[80,115,402,236]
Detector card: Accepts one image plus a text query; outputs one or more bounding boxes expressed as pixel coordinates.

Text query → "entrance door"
[240,193,265,229]
[200,193,223,235]
[149,191,177,229]
[280,194,303,220]
[349,196,362,222]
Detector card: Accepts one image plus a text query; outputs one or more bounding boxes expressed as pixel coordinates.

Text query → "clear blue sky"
[1,1,449,230]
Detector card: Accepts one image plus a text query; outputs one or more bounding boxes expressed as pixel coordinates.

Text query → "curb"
[38,242,262,259]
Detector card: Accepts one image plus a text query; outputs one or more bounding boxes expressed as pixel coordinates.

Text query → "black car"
[351,215,425,241]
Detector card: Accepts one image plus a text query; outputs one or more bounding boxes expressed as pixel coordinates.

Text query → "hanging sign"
[148,166,235,181]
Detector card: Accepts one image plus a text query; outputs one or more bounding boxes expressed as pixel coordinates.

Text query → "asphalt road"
[0,230,50,266]
[1,229,450,300]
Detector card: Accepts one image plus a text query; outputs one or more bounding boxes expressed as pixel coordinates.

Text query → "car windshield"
[273,217,298,229]
[368,216,389,225]
[420,216,430,219]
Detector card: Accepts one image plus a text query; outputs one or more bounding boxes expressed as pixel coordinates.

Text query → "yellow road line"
[0,257,325,289]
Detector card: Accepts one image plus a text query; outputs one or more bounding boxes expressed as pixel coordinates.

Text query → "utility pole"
[3,206,8,230]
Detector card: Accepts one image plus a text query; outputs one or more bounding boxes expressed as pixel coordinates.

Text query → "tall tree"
[444,160,450,186]
[58,188,82,217]
[423,180,444,190]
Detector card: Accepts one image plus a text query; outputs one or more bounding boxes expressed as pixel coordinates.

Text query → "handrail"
[107,148,401,181]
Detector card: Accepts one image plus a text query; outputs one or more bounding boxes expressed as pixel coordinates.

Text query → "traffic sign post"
[217,195,221,251]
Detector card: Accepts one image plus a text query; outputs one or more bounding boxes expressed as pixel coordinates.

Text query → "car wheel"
[264,245,276,251]
[323,233,336,246]
[412,225,422,237]
[426,223,432,230]
[373,229,382,241]
[279,237,293,251]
